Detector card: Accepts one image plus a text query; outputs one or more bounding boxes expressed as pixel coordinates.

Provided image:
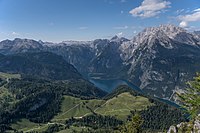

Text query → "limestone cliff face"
[168,115,200,133]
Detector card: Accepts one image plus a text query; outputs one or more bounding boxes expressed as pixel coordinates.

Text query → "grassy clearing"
[53,92,153,121]
[0,86,17,109]
[29,124,49,132]
[11,119,41,132]
[11,119,60,132]
[95,92,153,120]
[53,96,105,122]
[0,72,21,80]
[0,87,15,104]
[53,96,92,121]
[0,72,20,109]
[57,126,92,133]
[85,99,105,110]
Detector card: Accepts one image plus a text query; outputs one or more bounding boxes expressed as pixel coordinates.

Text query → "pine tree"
[177,73,200,119]
[119,114,143,133]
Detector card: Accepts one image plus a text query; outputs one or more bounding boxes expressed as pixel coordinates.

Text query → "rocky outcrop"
[168,115,200,133]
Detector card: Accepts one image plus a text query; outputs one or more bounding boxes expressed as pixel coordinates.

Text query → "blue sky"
[0,0,200,42]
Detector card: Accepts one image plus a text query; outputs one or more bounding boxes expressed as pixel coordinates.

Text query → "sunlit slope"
[53,92,153,122]
[95,92,153,120]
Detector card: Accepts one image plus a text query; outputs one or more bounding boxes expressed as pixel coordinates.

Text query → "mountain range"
[1,24,200,101]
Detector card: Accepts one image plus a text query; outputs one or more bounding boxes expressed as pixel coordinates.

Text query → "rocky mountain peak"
[61,40,92,46]
[110,35,129,43]
[111,35,119,40]
[194,31,200,35]
[132,24,200,48]
[0,38,44,54]
[12,38,43,49]
[142,24,186,38]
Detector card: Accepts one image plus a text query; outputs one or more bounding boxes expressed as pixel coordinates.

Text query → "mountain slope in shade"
[0,38,44,54]
[0,52,82,80]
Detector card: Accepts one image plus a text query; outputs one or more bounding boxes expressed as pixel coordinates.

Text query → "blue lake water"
[89,78,180,108]
[89,78,142,93]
